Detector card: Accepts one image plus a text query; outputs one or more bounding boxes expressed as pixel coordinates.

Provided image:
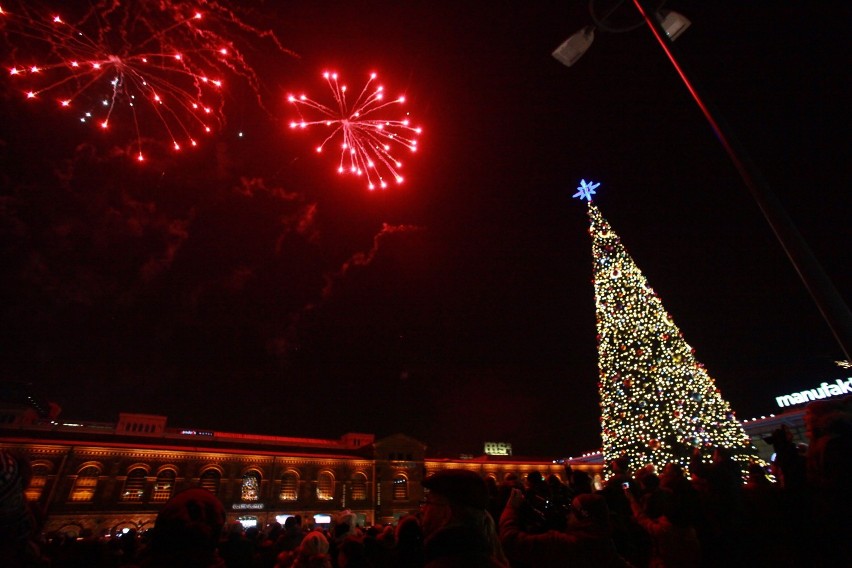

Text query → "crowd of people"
[1,395,850,567]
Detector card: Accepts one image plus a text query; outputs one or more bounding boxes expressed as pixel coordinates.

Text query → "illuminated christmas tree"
[574,180,758,477]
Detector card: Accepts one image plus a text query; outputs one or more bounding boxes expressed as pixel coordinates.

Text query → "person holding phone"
[624,481,700,567]
[499,488,634,567]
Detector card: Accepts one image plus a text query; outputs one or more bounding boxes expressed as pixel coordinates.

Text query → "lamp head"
[657,10,691,40]
[552,26,595,67]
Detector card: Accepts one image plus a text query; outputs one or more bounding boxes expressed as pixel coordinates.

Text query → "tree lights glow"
[585,197,758,478]
[287,71,422,191]
[1,0,291,161]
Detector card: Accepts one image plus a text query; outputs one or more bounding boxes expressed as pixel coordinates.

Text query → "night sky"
[1,1,849,458]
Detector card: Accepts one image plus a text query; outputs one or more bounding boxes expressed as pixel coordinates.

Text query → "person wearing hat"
[141,487,227,568]
[290,530,333,568]
[499,487,634,567]
[419,469,508,568]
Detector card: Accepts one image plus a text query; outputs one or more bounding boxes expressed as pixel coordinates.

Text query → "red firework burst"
[288,71,422,191]
[1,0,292,162]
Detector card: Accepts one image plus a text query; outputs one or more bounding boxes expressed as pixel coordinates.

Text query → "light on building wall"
[237,516,257,529]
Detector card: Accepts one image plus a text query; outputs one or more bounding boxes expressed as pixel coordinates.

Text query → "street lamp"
[553,0,852,361]
[551,26,595,68]
[553,2,690,66]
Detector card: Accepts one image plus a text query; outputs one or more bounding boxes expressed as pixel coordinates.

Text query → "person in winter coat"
[500,488,634,568]
[420,469,508,568]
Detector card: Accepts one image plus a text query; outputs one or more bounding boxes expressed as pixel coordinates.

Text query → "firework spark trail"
[321,223,422,298]
[271,223,423,358]
[288,71,422,191]
[11,10,223,159]
[179,0,296,104]
[1,0,293,162]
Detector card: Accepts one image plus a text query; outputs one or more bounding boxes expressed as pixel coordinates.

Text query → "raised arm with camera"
[499,488,634,567]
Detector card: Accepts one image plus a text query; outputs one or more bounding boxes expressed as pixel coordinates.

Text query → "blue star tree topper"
[573,179,600,201]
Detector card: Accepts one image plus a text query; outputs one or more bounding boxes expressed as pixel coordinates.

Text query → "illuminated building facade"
[0,402,583,537]
[1,388,802,537]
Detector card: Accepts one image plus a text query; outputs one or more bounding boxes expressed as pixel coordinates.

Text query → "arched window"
[25,464,50,501]
[200,469,221,495]
[392,474,408,500]
[242,471,261,501]
[121,468,147,501]
[69,466,100,502]
[316,471,334,501]
[56,524,83,538]
[279,471,299,501]
[151,469,176,502]
[351,472,367,501]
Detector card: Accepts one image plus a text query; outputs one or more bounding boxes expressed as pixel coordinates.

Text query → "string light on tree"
[574,180,759,478]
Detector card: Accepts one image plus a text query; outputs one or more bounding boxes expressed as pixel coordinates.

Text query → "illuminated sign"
[180,430,215,436]
[484,442,512,456]
[776,378,852,408]
[232,503,264,510]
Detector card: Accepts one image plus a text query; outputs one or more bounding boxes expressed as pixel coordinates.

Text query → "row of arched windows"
[25,463,392,504]
[120,468,176,502]
[26,460,580,508]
